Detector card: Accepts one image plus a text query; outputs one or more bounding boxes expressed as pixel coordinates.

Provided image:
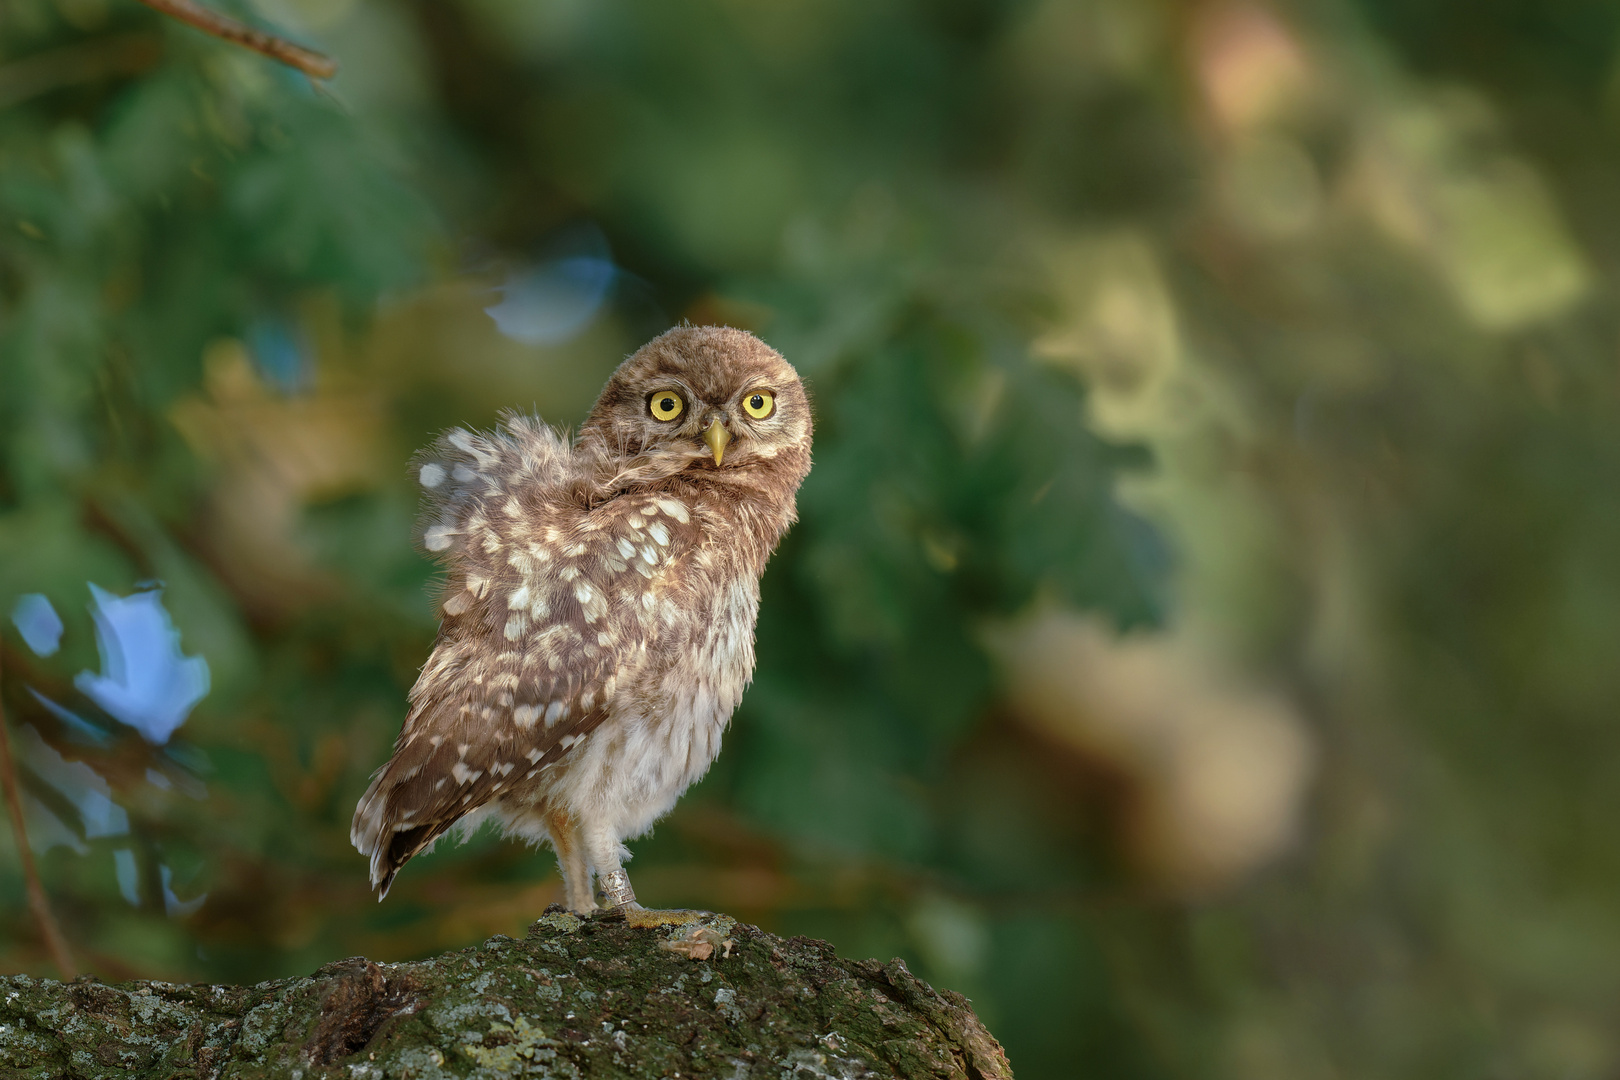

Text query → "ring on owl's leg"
[599,868,636,909]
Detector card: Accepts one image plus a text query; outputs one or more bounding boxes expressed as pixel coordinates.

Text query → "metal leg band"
[599,869,636,909]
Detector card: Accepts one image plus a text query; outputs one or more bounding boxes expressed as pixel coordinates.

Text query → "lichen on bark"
[0,909,1013,1078]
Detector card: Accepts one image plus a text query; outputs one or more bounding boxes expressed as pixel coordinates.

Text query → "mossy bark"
[0,910,1013,1078]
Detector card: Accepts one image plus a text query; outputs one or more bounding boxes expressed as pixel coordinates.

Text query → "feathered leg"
[548,809,596,914]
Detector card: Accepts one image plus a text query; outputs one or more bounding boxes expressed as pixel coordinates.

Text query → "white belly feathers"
[498,569,760,841]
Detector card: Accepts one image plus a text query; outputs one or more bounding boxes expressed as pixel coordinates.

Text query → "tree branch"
[0,657,77,981]
[0,912,1013,1078]
[134,0,337,81]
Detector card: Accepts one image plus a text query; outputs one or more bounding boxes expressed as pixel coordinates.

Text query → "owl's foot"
[593,869,713,928]
[616,905,710,929]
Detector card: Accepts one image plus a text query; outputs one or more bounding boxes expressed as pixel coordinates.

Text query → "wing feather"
[352,415,702,894]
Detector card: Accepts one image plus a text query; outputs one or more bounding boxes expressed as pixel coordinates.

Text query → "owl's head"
[580,326,812,486]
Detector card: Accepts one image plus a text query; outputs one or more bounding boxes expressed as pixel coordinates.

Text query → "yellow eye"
[742,389,775,420]
[648,391,684,421]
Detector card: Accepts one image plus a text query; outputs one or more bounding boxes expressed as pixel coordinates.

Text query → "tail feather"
[351,767,456,898]
[354,799,457,897]
[351,735,502,898]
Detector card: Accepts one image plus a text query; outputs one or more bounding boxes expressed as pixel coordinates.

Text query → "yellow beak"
[703,419,732,466]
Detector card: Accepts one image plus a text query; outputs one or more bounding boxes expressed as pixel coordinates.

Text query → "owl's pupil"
[659,398,674,411]
[750,395,763,409]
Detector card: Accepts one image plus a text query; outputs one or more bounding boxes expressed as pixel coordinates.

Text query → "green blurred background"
[4,0,1620,1076]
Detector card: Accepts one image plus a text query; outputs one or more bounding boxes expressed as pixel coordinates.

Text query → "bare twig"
[134,0,337,81]
[0,657,77,981]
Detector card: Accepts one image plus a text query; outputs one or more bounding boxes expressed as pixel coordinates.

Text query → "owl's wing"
[351,417,703,896]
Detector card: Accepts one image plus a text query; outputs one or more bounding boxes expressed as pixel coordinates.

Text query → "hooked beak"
[703,418,732,466]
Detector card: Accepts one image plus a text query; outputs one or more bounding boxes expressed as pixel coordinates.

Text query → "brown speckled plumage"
[352,327,811,910]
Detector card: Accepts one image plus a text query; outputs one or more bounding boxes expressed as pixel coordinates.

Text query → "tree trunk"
[0,909,1013,1078]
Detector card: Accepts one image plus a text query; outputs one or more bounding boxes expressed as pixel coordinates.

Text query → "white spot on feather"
[424,525,456,551]
[575,581,607,622]
[544,701,565,726]
[653,498,690,523]
[419,463,446,488]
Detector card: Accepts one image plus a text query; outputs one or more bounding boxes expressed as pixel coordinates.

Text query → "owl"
[351,326,812,921]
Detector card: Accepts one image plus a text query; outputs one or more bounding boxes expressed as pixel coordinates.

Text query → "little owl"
[352,326,811,920]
